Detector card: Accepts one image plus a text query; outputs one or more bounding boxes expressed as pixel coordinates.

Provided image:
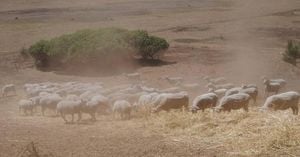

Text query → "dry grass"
[145,109,300,156]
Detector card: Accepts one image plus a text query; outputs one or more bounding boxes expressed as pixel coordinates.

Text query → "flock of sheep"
[1,73,300,124]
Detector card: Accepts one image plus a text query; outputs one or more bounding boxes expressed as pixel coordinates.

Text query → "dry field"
[0,0,300,156]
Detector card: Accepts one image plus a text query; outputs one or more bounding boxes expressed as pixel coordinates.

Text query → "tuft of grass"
[145,110,300,156]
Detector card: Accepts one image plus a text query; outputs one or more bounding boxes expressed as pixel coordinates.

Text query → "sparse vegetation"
[282,40,300,66]
[27,28,169,70]
[146,111,300,156]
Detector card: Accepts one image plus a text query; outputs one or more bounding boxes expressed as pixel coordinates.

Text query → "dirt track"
[0,0,300,156]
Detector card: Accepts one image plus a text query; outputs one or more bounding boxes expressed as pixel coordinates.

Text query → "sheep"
[261,76,286,88]
[135,92,159,112]
[26,87,44,97]
[162,76,183,86]
[18,99,35,115]
[29,96,41,106]
[83,95,110,121]
[139,85,159,93]
[191,93,218,113]
[119,85,143,94]
[180,83,200,91]
[38,91,51,97]
[239,87,258,104]
[263,79,280,97]
[215,93,251,112]
[65,94,81,101]
[108,92,142,105]
[225,87,243,96]
[112,100,132,119]
[102,84,132,95]
[152,92,189,113]
[241,84,257,89]
[208,88,227,98]
[160,87,182,93]
[205,77,227,84]
[2,84,16,97]
[29,96,42,112]
[39,93,62,116]
[56,100,83,123]
[261,91,300,115]
[207,83,234,90]
[79,91,97,102]
[125,73,141,83]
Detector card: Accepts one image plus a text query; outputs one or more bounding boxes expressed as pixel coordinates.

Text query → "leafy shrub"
[282,40,299,66]
[130,30,169,59]
[27,28,169,69]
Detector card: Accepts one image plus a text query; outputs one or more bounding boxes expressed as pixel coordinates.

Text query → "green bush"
[282,40,300,66]
[130,30,169,59]
[28,28,169,69]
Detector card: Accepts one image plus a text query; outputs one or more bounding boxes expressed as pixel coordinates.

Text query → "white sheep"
[205,77,227,84]
[215,93,251,112]
[162,76,183,86]
[208,88,227,98]
[18,99,35,115]
[225,87,242,97]
[2,84,16,97]
[152,92,189,113]
[160,87,182,93]
[263,79,280,97]
[83,95,110,121]
[135,92,159,112]
[180,83,200,91]
[239,87,258,103]
[207,83,234,90]
[241,84,257,89]
[261,91,300,115]
[261,76,286,88]
[112,100,132,120]
[65,94,81,101]
[139,85,159,93]
[57,100,83,123]
[191,93,218,113]
[125,73,141,83]
[39,93,62,116]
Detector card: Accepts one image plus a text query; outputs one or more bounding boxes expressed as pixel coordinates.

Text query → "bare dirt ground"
[0,0,300,156]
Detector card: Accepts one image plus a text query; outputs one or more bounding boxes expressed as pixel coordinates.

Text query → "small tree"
[131,30,169,60]
[28,40,50,69]
[282,40,299,66]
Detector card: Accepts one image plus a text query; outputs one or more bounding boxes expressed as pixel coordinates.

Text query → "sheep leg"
[71,114,74,123]
[292,107,298,115]
[60,113,67,123]
[127,112,131,120]
[91,112,96,121]
[55,110,59,117]
[263,88,267,98]
[77,112,82,123]
[243,106,249,112]
[19,107,22,115]
[41,107,45,116]
[120,113,124,120]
